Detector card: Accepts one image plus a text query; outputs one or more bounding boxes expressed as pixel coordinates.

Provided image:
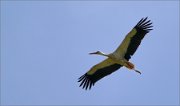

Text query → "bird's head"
[89,51,103,55]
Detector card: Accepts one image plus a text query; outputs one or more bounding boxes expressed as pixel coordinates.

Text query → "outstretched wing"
[114,17,153,61]
[78,58,122,90]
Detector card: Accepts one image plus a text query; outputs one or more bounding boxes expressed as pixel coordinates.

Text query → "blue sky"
[1,1,179,105]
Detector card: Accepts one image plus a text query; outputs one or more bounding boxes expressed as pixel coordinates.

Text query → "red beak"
[89,52,98,55]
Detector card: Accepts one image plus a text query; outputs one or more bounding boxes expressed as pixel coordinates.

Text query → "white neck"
[98,52,109,57]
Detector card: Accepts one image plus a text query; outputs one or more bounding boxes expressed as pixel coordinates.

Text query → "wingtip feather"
[135,17,153,32]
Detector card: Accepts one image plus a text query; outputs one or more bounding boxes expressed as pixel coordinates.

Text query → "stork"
[78,17,153,90]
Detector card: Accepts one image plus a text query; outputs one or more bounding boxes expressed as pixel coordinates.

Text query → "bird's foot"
[135,70,141,74]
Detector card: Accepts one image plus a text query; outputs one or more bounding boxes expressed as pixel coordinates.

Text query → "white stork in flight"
[78,17,153,90]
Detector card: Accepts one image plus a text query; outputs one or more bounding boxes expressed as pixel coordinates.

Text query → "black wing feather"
[78,64,122,90]
[124,17,153,60]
